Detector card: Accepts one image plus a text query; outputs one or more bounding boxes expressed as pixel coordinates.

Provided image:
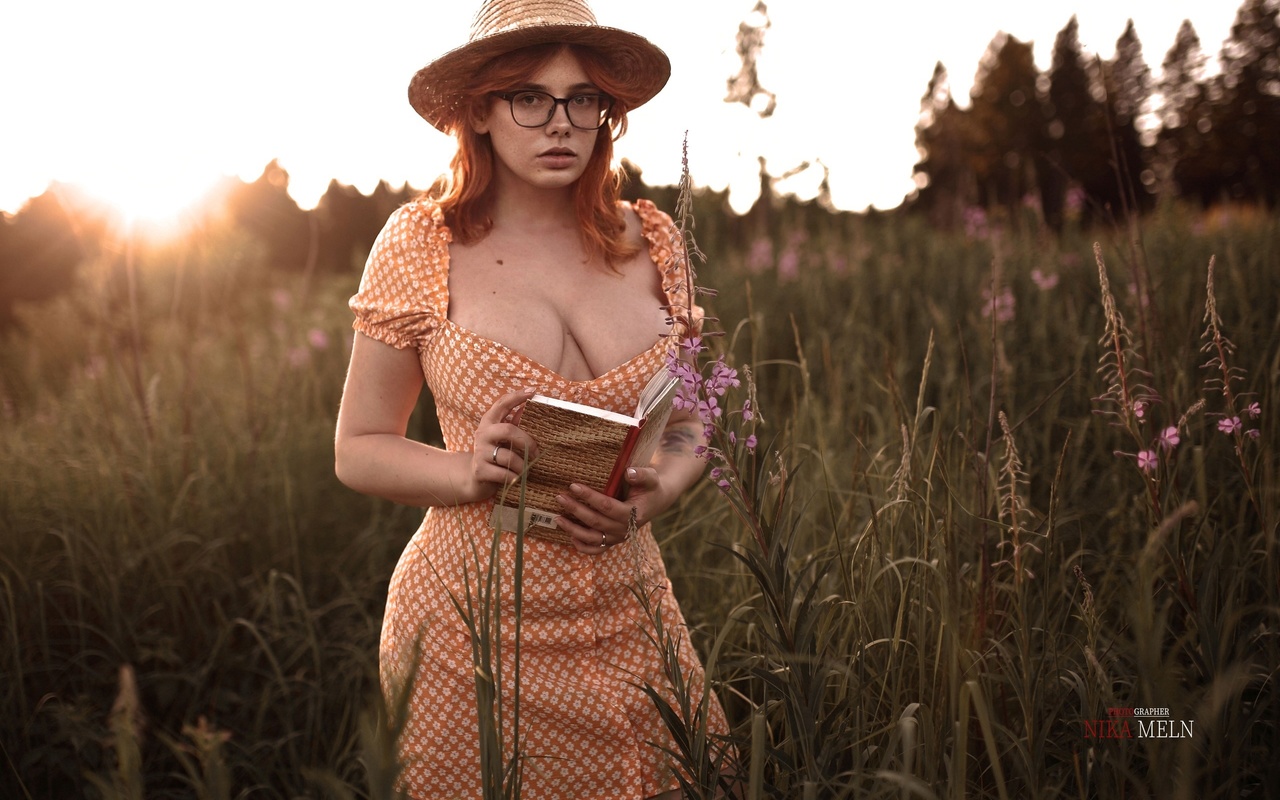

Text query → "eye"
[569,94,598,109]
[513,91,548,108]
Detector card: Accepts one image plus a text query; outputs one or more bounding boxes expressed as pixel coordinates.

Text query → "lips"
[537,147,578,169]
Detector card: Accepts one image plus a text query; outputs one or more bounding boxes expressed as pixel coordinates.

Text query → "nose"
[546,100,573,132]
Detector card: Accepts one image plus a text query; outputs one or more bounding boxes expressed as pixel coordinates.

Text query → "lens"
[566,95,605,129]
[510,91,553,127]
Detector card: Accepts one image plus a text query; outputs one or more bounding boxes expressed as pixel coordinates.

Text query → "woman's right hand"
[468,390,539,498]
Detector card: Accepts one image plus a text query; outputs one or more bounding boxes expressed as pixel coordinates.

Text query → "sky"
[0,0,1241,222]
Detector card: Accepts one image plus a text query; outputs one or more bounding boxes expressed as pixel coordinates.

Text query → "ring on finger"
[491,444,501,464]
[600,532,607,548]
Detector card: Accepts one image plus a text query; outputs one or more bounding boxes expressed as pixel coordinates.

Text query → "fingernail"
[569,483,585,496]
[556,494,570,507]
[626,468,637,481]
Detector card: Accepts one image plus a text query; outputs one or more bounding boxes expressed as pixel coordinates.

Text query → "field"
[1,196,1277,798]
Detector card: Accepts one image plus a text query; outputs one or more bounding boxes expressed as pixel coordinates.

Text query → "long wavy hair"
[430,43,642,267]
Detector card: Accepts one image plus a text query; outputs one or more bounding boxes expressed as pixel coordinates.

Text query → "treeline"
[911,0,1280,228]
[0,161,417,332]
[0,159,781,333]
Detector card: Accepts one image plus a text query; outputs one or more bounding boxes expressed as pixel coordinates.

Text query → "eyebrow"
[516,81,601,93]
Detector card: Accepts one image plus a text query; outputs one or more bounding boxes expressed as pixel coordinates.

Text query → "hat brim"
[409,24,670,131]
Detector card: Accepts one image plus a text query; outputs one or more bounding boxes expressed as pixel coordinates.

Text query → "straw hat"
[409,0,670,131]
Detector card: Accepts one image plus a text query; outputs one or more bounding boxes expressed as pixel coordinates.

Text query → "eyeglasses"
[493,90,614,130]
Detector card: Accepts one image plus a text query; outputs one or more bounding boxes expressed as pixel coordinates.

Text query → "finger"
[625,467,660,492]
[555,514,611,553]
[480,390,535,427]
[562,484,628,530]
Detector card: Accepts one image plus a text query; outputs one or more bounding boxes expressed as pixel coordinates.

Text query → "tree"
[911,61,977,225]
[0,188,86,333]
[1212,0,1280,204]
[967,33,1045,215]
[1155,20,1220,203]
[1099,19,1154,213]
[1042,17,1108,226]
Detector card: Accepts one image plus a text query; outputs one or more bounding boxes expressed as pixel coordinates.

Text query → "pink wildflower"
[963,206,989,240]
[271,289,293,312]
[307,328,330,350]
[1137,449,1157,472]
[777,249,800,282]
[744,434,757,451]
[746,238,773,273]
[741,400,753,421]
[1031,269,1059,291]
[1158,426,1179,451]
[680,335,705,356]
[1133,400,1146,420]
[1246,402,1261,419]
[981,286,1015,323]
[1218,416,1241,435]
[1246,428,1261,440]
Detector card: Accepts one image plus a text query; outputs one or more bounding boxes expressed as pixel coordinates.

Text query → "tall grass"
[1,198,1277,798]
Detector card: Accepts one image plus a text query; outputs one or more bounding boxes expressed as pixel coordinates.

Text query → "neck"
[488,183,578,233]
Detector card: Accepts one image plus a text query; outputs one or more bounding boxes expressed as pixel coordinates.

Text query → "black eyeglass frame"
[493,90,615,130]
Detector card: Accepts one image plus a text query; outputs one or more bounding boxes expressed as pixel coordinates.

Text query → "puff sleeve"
[632,199,705,337]
[349,200,450,350]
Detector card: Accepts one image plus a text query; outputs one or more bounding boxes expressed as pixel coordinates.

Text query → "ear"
[470,107,490,136]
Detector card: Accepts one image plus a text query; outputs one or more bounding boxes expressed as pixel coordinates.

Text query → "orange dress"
[349,198,729,799]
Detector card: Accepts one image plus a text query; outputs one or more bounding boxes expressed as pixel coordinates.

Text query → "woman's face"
[474,48,602,194]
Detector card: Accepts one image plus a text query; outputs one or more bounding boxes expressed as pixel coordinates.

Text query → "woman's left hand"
[555,467,669,555]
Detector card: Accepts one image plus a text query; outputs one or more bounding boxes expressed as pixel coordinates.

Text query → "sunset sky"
[1,0,1240,222]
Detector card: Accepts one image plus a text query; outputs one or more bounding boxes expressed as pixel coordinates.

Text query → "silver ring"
[491,444,501,464]
[601,533,607,548]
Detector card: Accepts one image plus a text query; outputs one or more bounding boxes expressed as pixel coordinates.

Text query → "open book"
[492,369,682,542]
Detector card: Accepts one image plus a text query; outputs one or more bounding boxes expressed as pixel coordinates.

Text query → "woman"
[333,1,730,797]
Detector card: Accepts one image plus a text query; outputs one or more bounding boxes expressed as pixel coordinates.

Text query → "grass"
[1,196,1277,798]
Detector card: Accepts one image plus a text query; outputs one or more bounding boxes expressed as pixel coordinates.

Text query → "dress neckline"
[434,202,675,385]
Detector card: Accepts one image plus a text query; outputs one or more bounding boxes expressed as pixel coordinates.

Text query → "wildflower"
[741,399,753,421]
[710,467,722,480]
[1218,416,1241,435]
[1133,400,1146,420]
[307,328,330,350]
[271,288,293,312]
[963,206,989,240]
[744,434,757,451]
[707,361,740,395]
[1246,428,1261,440]
[680,335,705,356]
[1246,401,1261,419]
[697,396,722,421]
[1137,449,1157,472]
[1065,185,1086,215]
[746,238,773,273]
[981,286,1015,323]
[1031,269,1059,291]
[1158,426,1179,451]
[777,248,800,282]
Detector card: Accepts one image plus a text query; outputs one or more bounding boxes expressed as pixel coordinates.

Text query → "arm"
[334,332,537,508]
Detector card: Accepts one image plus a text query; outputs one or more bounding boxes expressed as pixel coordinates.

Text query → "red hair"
[430,43,642,268]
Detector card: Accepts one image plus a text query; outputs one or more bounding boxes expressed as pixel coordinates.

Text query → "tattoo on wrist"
[659,427,698,455]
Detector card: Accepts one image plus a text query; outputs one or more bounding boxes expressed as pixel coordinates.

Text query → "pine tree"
[1213,0,1280,204]
[1099,19,1154,213]
[912,61,976,225]
[1043,17,1108,226]
[968,33,1045,215]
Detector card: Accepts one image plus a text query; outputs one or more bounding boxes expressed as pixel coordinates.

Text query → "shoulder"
[617,198,677,262]
[378,196,452,248]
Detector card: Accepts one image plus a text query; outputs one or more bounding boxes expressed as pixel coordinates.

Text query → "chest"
[445,237,670,381]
